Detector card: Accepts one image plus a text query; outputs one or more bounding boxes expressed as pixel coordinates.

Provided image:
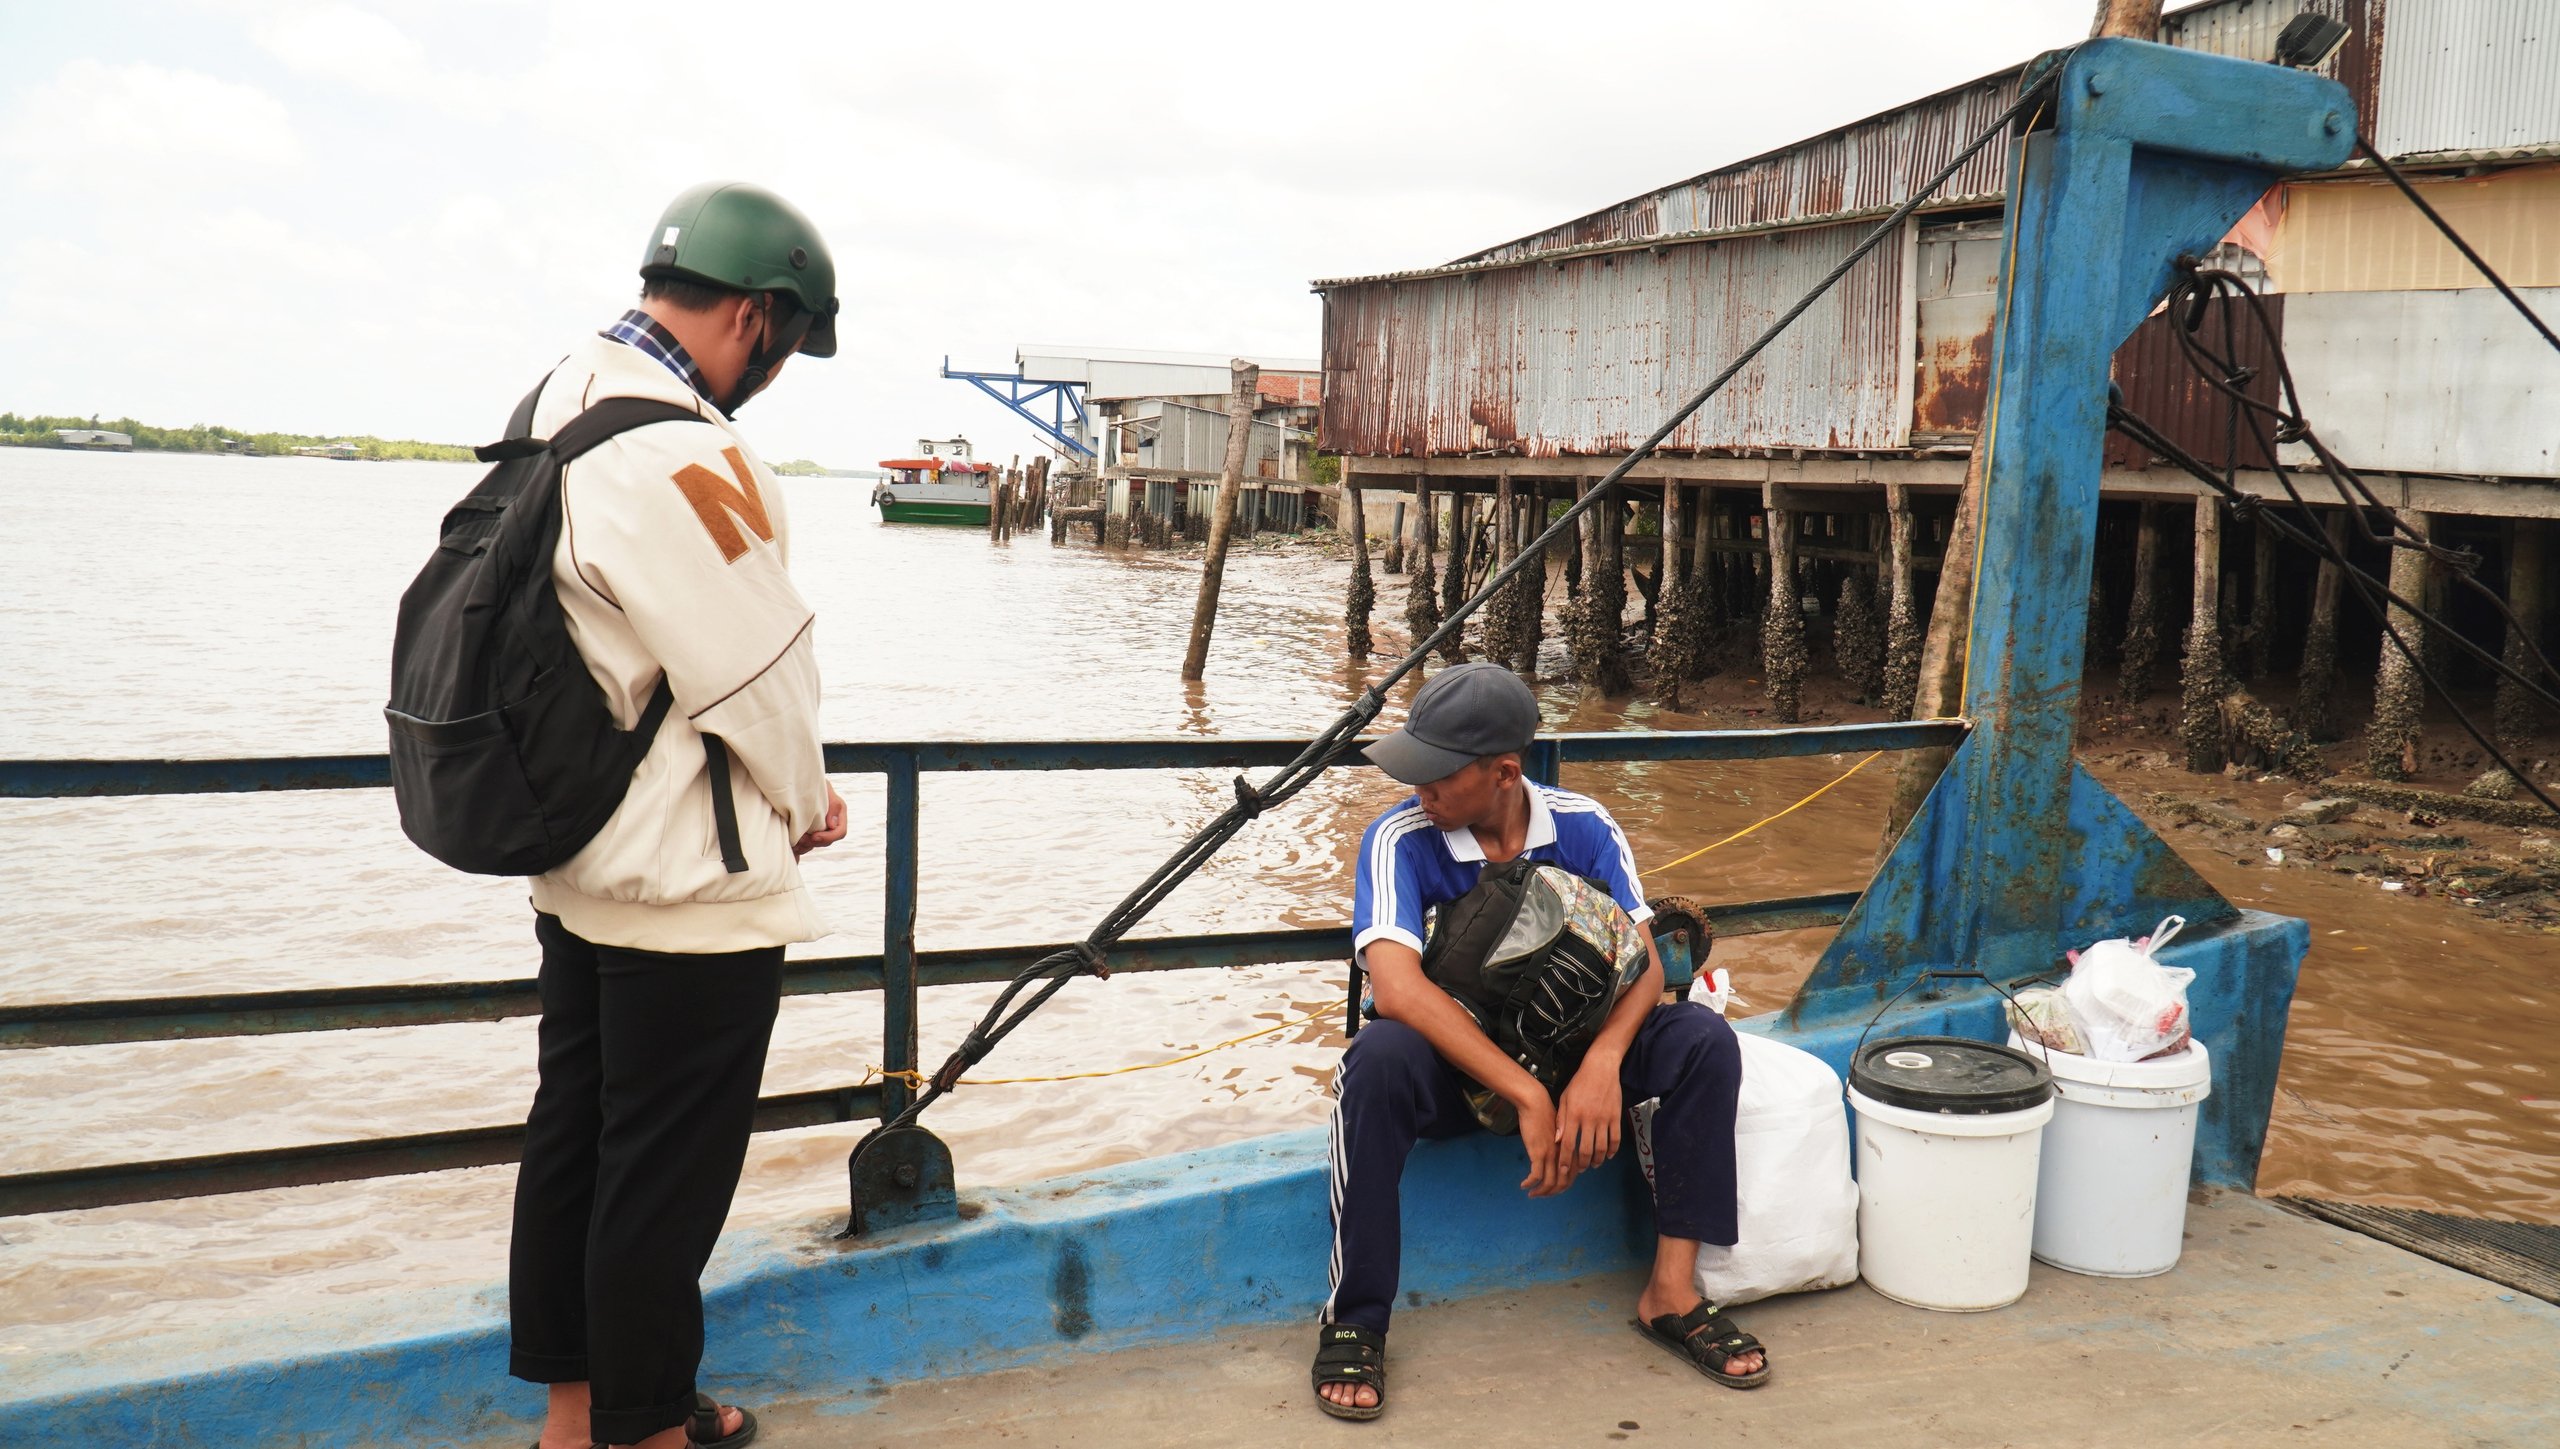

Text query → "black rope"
[845,64,2071,1162]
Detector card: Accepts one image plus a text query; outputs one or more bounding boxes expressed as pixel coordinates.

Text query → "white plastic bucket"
[2009,1034,2213,1278]
[1847,1036,2057,1313]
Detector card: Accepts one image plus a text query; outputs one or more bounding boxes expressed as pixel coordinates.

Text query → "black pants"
[1323,1003,1742,1334]
[508,912,784,1445]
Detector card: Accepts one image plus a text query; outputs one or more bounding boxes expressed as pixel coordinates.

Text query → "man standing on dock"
[506,182,846,1449]
[1313,662,1768,1420]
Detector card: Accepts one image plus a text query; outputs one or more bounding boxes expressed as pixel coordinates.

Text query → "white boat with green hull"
[871,435,992,526]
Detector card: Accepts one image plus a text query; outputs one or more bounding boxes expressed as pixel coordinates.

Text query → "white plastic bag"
[2058,914,2195,1062]
[1632,1003,1859,1306]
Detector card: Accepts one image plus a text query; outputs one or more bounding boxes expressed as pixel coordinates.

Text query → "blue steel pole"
[1951,40,2353,978]
[881,753,921,1116]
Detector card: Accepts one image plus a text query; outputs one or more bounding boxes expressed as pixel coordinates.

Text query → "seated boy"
[1313,662,1769,1420]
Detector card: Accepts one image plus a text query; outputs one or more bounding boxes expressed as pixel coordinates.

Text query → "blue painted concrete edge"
[3,908,2300,1448]
[2,1127,1650,1449]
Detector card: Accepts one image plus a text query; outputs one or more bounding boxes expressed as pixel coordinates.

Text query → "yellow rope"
[1639,751,1883,878]
[1955,97,2042,711]
[859,1006,1338,1091]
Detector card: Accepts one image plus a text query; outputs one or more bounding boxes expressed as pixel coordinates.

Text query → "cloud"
[251,3,497,111]
[0,60,305,190]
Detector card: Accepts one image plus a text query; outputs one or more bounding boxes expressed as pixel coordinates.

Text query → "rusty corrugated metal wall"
[1450,74,2022,269]
[1321,220,1908,457]
[2104,293,2289,470]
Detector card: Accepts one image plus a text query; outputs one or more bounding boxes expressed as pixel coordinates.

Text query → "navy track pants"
[1322,1002,1741,1334]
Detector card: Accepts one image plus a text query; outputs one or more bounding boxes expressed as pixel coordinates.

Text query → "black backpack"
[1420,858,1650,1130]
[386,380,748,877]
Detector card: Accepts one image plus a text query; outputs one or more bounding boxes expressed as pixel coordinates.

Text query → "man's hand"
[1556,1052,1625,1172]
[794,783,847,858]
[1516,1086,1577,1197]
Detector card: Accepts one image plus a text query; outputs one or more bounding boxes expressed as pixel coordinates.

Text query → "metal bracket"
[843,1125,958,1238]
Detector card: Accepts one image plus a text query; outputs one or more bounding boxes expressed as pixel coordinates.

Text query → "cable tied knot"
[1072,941,1112,980]
[1231,775,1268,821]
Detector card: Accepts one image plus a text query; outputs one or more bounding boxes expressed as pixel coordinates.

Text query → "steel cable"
[848,65,2069,1159]
[2108,268,2560,821]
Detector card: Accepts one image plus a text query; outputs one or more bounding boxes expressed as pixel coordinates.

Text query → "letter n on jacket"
[670,447,775,563]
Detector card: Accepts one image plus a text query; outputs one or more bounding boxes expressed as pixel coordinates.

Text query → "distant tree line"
[0,411,475,462]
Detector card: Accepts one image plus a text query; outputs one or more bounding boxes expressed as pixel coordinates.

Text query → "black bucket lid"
[1850,1035,2054,1115]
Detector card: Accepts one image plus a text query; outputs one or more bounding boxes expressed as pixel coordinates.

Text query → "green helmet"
[640,181,839,358]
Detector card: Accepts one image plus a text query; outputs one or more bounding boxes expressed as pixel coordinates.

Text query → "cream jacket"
[525,333,829,952]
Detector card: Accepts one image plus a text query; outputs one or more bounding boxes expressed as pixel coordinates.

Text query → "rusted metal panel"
[1321,220,1909,458]
[2375,0,2558,159]
[1448,73,2024,269]
[1912,218,2003,435]
[2103,291,2288,470]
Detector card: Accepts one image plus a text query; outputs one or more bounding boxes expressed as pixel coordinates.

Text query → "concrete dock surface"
[703,1193,2552,1449]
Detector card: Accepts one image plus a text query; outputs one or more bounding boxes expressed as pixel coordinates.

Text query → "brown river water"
[1,449,2552,1356]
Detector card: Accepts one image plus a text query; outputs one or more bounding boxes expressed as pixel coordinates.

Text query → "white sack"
[1633,1020,1859,1307]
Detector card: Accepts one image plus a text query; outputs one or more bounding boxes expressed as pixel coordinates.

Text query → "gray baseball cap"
[1364,662,1542,785]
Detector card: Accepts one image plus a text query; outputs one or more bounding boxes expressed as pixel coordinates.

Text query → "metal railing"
[0,718,1964,1216]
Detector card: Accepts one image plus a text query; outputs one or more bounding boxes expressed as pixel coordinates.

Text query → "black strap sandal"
[1633,1301,1772,1389]
[1311,1323,1387,1421]
[687,1392,758,1448]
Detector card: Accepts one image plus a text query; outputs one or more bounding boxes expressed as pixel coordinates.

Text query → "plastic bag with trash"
[2002,987,2087,1055]
[2057,914,2195,1062]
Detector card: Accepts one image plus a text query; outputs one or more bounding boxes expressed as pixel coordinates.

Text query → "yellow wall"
[2271,163,2560,293]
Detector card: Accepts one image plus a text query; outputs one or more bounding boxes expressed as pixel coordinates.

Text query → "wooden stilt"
[2180,495,2228,773]
[1762,487,1805,723]
[1882,483,1921,718]
[2119,502,2165,701]
[1344,475,1374,661]
[2366,508,2431,780]
[2295,510,2349,741]
[1406,476,1442,663]
[2468,518,2549,799]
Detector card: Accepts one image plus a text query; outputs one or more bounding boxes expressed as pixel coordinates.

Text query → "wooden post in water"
[1517,481,1549,676]
[1761,486,1805,723]
[1646,481,1690,695]
[2295,510,2349,740]
[2365,509,2432,779]
[2119,502,2166,700]
[2180,495,2228,774]
[1483,474,1521,669]
[1405,475,1441,662]
[1882,483,1921,718]
[1385,499,1407,575]
[1439,491,1473,660]
[1344,474,1375,661]
[2470,519,2550,798]
[1179,360,1260,682]
[2246,514,2277,679]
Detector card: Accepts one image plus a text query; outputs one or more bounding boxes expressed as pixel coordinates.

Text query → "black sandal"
[1633,1302,1772,1389]
[1311,1323,1387,1421]
[686,1393,758,1448]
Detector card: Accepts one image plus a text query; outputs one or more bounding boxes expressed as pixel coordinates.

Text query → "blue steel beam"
[1796,40,2350,1199]
[941,358,1096,459]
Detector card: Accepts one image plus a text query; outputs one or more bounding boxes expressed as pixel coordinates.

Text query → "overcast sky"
[1,1,2091,467]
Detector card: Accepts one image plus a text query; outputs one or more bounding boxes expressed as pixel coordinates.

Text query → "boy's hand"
[1556,1055,1624,1171]
[1516,1086,1575,1197]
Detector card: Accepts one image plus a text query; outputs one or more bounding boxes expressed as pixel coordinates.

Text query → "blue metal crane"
[941,357,1096,459]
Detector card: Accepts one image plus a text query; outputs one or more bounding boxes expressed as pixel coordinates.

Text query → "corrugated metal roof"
[2375,0,2560,159]
[1319,220,1908,458]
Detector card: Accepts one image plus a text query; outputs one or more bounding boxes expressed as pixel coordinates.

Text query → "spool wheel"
[1645,894,1713,999]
